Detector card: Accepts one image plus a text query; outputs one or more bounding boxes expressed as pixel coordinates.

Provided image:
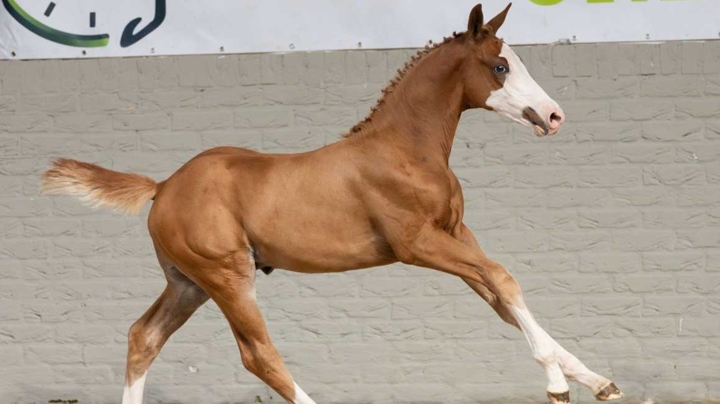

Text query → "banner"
[1,0,719,60]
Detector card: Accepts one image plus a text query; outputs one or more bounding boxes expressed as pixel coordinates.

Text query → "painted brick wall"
[1,41,720,404]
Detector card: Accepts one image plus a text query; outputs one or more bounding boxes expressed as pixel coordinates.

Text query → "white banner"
[1,0,719,60]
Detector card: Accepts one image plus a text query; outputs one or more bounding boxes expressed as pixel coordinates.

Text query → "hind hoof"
[595,382,623,401]
[547,391,570,404]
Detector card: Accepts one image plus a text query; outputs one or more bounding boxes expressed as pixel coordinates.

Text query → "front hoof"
[595,382,624,401]
[547,391,570,404]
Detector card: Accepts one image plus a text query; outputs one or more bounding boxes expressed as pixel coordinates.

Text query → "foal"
[42,4,623,404]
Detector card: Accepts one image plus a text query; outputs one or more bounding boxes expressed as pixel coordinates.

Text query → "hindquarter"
[147,153,253,273]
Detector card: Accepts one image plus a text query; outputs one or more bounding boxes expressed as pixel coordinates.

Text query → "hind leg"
[192,255,315,404]
[122,262,209,404]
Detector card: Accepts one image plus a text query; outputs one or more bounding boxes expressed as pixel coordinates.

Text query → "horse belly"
[247,210,393,273]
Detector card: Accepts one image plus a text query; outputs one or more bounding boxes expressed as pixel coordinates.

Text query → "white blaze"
[486,43,561,134]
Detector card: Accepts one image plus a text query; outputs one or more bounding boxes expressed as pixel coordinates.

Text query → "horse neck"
[360,42,467,163]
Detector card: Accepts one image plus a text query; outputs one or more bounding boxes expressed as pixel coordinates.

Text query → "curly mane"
[345,31,465,137]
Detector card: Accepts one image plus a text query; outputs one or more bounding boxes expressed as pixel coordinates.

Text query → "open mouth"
[522,107,549,137]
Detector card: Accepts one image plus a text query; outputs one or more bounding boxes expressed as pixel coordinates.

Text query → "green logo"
[2,0,109,47]
[2,0,165,48]
[530,0,564,5]
[531,0,649,4]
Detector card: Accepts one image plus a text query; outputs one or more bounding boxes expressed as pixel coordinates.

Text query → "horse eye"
[494,65,508,74]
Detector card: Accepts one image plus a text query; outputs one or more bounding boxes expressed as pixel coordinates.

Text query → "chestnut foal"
[42,4,623,404]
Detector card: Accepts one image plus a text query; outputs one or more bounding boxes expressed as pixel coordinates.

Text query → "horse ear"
[486,3,512,35]
[467,4,484,39]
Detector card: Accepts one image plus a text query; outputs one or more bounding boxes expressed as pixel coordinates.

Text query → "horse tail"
[41,158,159,215]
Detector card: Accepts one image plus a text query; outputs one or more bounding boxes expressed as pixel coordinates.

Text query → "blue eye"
[495,65,508,74]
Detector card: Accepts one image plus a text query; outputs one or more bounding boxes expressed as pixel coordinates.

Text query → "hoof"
[595,382,624,401]
[547,391,570,404]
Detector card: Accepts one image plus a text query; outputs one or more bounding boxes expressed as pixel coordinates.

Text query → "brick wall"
[1,41,720,403]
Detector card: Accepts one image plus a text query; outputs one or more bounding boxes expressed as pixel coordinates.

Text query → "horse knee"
[532,341,557,367]
[240,342,275,376]
[241,350,261,375]
[481,264,522,303]
[128,321,161,360]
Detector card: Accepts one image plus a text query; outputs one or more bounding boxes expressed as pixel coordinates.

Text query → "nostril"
[549,112,563,128]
